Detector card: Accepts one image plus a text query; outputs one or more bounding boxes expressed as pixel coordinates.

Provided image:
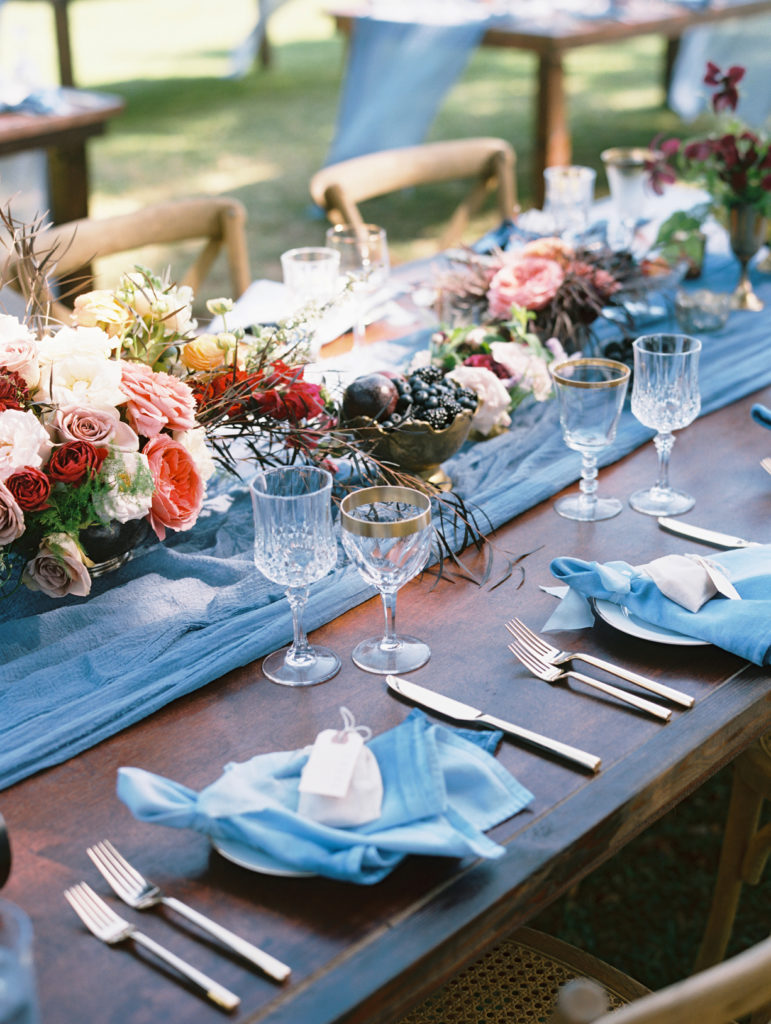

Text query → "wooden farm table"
[328,0,771,207]
[2,363,770,1022]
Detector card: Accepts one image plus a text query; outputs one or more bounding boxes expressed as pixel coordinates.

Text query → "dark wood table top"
[0,88,123,156]
[3,366,770,1023]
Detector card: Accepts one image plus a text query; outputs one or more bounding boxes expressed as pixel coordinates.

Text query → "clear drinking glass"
[250,466,340,686]
[543,165,596,241]
[551,358,631,521]
[325,224,390,349]
[341,486,432,674]
[0,900,40,1024]
[629,333,701,517]
[280,246,341,311]
[601,147,657,251]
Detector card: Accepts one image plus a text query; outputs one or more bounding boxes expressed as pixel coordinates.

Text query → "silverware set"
[505,617,694,721]
[65,840,291,1011]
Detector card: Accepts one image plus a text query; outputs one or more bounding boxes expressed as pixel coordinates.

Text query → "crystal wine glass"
[601,147,657,251]
[340,485,432,674]
[325,224,390,349]
[250,466,340,686]
[551,358,631,521]
[543,165,596,242]
[629,333,701,516]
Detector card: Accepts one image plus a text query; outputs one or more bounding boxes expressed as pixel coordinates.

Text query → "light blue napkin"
[117,710,533,885]
[752,403,771,430]
[549,547,771,666]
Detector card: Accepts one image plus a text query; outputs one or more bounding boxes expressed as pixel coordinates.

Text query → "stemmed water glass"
[629,334,701,516]
[551,358,631,521]
[325,224,390,349]
[250,466,340,686]
[601,147,657,251]
[340,486,432,674]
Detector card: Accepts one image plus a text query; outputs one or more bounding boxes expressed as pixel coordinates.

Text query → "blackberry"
[420,407,451,430]
[441,399,462,420]
[410,365,443,385]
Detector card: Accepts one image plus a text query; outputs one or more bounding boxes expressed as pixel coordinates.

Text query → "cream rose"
[447,365,511,437]
[35,328,125,410]
[22,532,91,599]
[73,290,130,340]
[0,408,51,480]
[91,450,154,524]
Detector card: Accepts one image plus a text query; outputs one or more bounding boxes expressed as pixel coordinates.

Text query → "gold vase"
[728,204,767,311]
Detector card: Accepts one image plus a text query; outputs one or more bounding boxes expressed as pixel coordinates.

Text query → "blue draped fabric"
[1,242,770,791]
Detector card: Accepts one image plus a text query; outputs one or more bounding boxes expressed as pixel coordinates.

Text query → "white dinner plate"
[592,598,709,647]
[212,837,314,878]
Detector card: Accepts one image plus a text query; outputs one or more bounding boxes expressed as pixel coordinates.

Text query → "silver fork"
[507,641,672,722]
[64,882,240,1011]
[761,457,771,477]
[505,618,694,709]
[87,840,291,982]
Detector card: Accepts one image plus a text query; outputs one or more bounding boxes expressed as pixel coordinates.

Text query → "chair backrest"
[309,137,517,251]
[7,197,251,323]
[590,934,771,1024]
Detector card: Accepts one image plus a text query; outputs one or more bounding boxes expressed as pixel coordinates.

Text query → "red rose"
[47,440,108,485]
[0,369,30,412]
[6,467,51,510]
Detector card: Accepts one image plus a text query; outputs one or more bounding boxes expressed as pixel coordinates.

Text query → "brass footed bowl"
[350,409,473,491]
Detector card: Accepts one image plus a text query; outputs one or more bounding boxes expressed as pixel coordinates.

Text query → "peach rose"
[143,435,204,540]
[120,361,198,438]
[487,257,565,319]
[73,290,130,339]
[520,237,575,267]
[179,333,232,372]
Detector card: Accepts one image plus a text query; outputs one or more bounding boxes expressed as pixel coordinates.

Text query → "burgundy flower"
[705,61,745,113]
[683,140,714,162]
[0,368,30,411]
[6,467,51,510]
[762,174,771,191]
[462,353,509,380]
[47,440,108,485]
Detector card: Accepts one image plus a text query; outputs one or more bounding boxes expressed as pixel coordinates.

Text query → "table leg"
[46,140,93,298]
[534,49,570,208]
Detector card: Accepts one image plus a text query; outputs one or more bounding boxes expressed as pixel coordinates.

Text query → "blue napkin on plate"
[550,547,771,665]
[752,403,771,430]
[117,710,533,885]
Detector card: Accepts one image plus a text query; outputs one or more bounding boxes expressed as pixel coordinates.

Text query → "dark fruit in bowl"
[341,373,399,423]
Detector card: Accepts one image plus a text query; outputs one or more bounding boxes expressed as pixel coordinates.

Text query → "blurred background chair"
[695,732,771,971]
[310,137,517,252]
[7,196,251,323]
[399,926,771,1024]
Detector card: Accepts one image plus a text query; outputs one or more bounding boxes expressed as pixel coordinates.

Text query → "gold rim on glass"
[550,358,631,389]
[340,486,431,538]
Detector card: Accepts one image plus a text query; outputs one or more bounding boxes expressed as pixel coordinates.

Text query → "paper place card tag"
[299,728,365,799]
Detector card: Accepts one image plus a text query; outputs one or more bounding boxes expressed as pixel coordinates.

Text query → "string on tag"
[333,706,372,744]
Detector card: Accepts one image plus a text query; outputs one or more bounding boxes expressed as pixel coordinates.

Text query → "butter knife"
[386,674,601,773]
[657,517,759,549]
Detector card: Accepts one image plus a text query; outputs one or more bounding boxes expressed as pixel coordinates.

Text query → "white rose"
[92,450,154,524]
[0,315,40,388]
[37,325,113,362]
[447,366,511,438]
[22,532,91,599]
[0,408,52,480]
[35,344,125,410]
[173,427,215,482]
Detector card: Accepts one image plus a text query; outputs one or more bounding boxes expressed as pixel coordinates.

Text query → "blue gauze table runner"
[1,246,770,790]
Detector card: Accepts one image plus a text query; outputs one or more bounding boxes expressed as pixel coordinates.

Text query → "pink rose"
[143,435,204,540]
[22,532,91,599]
[487,257,565,319]
[0,480,25,544]
[52,405,139,451]
[120,361,198,438]
[0,314,40,388]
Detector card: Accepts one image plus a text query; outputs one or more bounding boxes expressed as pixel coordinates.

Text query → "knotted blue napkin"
[117,710,533,885]
[549,547,771,666]
[752,403,771,430]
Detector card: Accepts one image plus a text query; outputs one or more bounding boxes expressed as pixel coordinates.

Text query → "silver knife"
[386,674,601,774]
[657,517,759,549]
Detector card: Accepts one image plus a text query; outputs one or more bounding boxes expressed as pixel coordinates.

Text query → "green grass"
[2,0,768,992]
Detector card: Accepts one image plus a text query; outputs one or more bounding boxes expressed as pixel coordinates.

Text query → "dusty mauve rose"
[0,480,25,544]
[143,435,204,540]
[120,361,198,438]
[6,467,51,510]
[22,532,91,599]
[47,440,108,485]
[487,257,565,319]
[52,405,139,451]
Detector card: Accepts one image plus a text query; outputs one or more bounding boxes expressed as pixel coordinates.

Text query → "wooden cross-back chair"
[8,197,252,324]
[310,137,517,252]
[400,927,771,1024]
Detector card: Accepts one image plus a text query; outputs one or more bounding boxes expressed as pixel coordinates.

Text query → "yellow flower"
[180,333,233,371]
[72,290,130,338]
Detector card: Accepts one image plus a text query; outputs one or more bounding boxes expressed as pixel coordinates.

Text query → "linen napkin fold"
[116,710,533,885]
[548,546,771,666]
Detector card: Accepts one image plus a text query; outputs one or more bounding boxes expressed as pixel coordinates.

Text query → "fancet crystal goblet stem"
[340,485,432,674]
[629,333,701,517]
[325,224,390,350]
[550,358,630,522]
[250,466,340,686]
[728,204,767,311]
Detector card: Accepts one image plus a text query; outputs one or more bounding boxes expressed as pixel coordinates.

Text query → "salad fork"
[64,882,240,1011]
[761,457,771,477]
[87,839,291,982]
[507,641,671,721]
[505,618,694,709]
